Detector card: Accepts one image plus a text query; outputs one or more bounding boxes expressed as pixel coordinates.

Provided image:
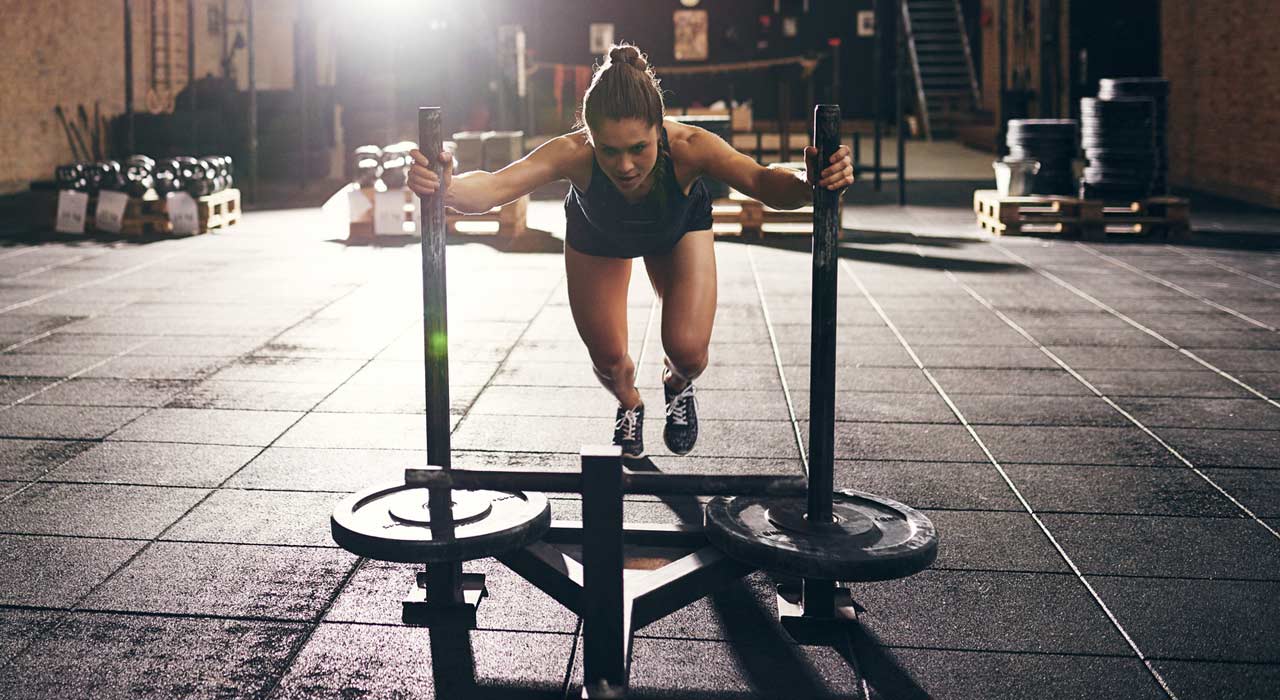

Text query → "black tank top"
[564,126,713,258]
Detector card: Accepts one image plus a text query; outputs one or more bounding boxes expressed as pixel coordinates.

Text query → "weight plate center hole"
[387,489,494,526]
[766,502,880,542]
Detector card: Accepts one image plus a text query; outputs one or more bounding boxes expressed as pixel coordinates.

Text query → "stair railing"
[952,0,982,107]
[900,0,933,140]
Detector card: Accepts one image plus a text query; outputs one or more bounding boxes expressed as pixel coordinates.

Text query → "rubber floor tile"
[1200,468,1280,518]
[922,510,1068,573]
[0,482,207,538]
[0,404,149,440]
[79,354,236,380]
[1040,513,1280,580]
[1088,576,1280,662]
[1111,396,1280,429]
[0,534,144,607]
[205,356,366,384]
[274,412,459,450]
[82,541,358,620]
[1153,659,1280,700]
[0,608,59,665]
[928,368,1092,396]
[1003,464,1242,517]
[810,422,986,462]
[860,648,1165,700]
[271,623,571,700]
[166,379,340,411]
[107,407,303,446]
[12,332,154,356]
[28,377,191,407]
[48,441,259,487]
[786,366,938,394]
[792,390,957,423]
[775,342,917,368]
[949,394,1128,427]
[325,558,578,633]
[1044,346,1207,371]
[0,439,94,481]
[852,570,1131,655]
[974,425,1176,466]
[314,381,482,414]
[1081,369,1258,399]
[226,446,420,492]
[0,612,307,700]
[607,636,862,700]
[162,489,346,547]
[834,460,1020,511]
[1157,429,1280,468]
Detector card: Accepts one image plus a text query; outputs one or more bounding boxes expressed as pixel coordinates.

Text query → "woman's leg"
[643,230,718,387]
[565,244,642,410]
[644,230,716,455]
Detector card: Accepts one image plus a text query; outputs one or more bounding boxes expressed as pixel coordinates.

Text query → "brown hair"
[579,43,665,132]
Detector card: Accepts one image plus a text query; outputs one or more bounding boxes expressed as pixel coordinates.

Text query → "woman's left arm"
[689,129,854,210]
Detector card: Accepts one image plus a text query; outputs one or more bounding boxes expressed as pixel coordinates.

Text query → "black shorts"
[564,182,714,259]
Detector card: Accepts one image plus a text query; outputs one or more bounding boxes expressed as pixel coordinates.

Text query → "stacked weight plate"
[1099,77,1170,195]
[1006,119,1078,195]
[1080,96,1157,201]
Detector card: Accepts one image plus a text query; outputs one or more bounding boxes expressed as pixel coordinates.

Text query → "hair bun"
[608,45,647,71]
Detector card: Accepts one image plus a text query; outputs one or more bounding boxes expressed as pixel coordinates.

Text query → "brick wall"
[0,0,302,196]
[1163,0,1280,207]
[0,1,128,193]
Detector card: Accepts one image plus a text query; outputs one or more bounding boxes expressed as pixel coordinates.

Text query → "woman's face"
[590,118,659,193]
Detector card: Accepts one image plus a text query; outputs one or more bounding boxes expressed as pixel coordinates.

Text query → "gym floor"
[0,193,1278,698]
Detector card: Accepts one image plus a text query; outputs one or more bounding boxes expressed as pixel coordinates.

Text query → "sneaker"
[663,381,698,455]
[613,404,645,459]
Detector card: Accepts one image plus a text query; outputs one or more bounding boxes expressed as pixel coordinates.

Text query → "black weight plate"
[332,484,550,563]
[704,490,938,581]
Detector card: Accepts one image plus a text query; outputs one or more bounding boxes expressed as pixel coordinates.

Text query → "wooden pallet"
[198,188,241,231]
[714,190,814,237]
[348,189,529,241]
[973,190,1190,240]
[447,195,528,236]
[108,189,242,237]
[114,191,171,236]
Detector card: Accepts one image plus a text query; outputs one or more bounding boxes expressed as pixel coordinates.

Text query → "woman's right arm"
[409,135,579,214]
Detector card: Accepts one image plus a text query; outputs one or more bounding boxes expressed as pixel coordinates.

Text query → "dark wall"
[333,0,896,148]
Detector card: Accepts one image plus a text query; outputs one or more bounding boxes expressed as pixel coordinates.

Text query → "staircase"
[901,0,981,140]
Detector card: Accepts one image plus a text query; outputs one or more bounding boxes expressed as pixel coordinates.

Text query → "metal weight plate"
[704,490,938,582]
[332,483,551,563]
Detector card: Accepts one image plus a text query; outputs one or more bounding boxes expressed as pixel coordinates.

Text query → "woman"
[409,43,853,459]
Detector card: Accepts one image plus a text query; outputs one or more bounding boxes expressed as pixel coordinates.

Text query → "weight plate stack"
[1097,77,1169,194]
[1005,119,1078,195]
[123,155,156,198]
[1080,96,1157,202]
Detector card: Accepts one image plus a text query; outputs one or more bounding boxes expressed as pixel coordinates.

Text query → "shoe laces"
[666,383,696,426]
[615,407,641,442]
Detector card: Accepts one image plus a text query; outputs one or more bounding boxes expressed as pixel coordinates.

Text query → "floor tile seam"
[0,244,207,315]
[313,617,581,638]
[260,555,371,700]
[740,245,806,469]
[1165,247,1280,290]
[1075,244,1279,332]
[842,259,1183,700]
[36,605,317,627]
[926,566,1280,584]
[0,300,138,354]
[992,243,1280,411]
[940,267,1280,542]
[0,529,345,551]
